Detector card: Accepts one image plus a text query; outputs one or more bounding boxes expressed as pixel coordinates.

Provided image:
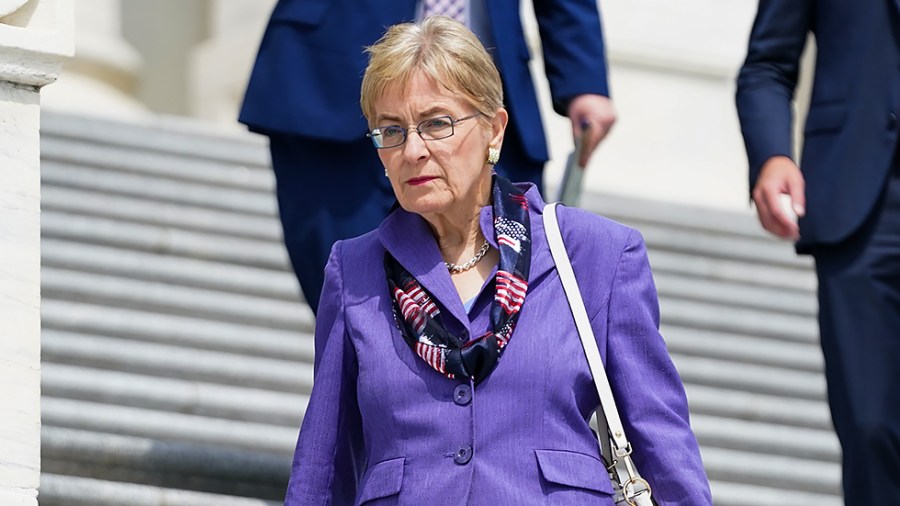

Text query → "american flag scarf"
[385,175,531,385]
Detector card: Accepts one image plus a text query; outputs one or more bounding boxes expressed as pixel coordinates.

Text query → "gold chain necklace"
[446,239,491,274]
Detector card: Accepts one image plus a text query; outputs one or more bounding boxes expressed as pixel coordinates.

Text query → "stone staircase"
[39,111,841,505]
[586,194,839,505]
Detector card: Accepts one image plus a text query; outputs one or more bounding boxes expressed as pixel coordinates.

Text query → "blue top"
[462,294,478,314]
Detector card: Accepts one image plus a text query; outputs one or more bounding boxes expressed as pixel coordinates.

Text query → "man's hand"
[751,155,806,240]
[567,94,616,167]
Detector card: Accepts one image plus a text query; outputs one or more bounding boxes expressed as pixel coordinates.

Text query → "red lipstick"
[407,176,437,186]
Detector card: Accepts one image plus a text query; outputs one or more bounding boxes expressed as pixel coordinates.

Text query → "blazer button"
[889,112,898,130]
[453,384,472,406]
[454,446,473,465]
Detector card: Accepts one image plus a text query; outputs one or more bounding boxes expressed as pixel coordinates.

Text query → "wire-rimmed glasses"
[367,113,482,149]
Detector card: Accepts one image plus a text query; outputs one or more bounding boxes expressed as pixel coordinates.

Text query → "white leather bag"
[543,203,656,506]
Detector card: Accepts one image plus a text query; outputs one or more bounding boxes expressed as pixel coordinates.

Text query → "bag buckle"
[623,476,652,506]
[614,442,633,458]
[615,444,652,506]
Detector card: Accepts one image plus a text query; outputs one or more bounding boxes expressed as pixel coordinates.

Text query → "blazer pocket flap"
[804,103,847,135]
[357,457,405,504]
[270,0,330,25]
[535,449,614,494]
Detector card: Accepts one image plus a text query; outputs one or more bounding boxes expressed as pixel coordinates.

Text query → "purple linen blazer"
[285,185,712,505]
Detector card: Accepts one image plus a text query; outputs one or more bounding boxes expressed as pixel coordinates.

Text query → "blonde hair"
[360,16,504,126]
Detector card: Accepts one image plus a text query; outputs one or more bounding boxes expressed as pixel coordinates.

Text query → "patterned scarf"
[385,175,531,385]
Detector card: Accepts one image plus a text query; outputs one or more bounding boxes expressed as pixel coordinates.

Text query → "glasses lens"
[381,126,406,147]
[419,116,454,140]
[369,129,385,148]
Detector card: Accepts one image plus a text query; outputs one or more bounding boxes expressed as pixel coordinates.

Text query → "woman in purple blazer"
[285,17,711,506]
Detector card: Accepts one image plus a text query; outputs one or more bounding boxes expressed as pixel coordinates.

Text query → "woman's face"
[372,72,507,219]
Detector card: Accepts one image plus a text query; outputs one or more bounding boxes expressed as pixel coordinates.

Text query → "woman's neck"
[422,178,492,263]
[425,207,499,304]
[427,208,485,265]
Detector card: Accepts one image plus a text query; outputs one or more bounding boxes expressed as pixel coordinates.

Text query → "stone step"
[708,480,842,506]
[42,239,300,302]
[42,397,296,456]
[672,354,826,401]
[584,191,811,269]
[648,248,816,292]
[43,388,837,469]
[42,260,814,348]
[654,270,816,317]
[44,274,822,378]
[41,136,273,192]
[42,326,821,416]
[43,161,277,216]
[42,427,289,500]
[661,298,818,345]
[684,384,832,431]
[43,219,814,316]
[44,258,814,349]
[42,359,837,464]
[43,185,281,241]
[42,363,306,427]
[691,414,839,462]
[43,267,310,331]
[42,300,315,359]
[630,220,812,269]
[43,208,816,317]
[42,427,839,501]
[701,446,840,495]
[43,158,814,290]
[40,474,281,506]
[42,111,269,169]
[582,190,765,237]
[41,427,841,506]
[663,326,823,373]
[42,330,313,394]
[43,212,289,270]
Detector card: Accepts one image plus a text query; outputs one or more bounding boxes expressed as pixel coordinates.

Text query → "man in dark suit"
[239,1,616,312]
[736,1,900,503]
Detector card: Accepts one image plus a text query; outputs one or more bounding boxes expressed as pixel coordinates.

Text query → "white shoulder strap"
[542,203,630,452]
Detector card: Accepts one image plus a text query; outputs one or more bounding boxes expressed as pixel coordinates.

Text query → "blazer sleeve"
[600,230,713,505]
[735,0,814,189]
[284,241,364,505]
[531,0,610,115]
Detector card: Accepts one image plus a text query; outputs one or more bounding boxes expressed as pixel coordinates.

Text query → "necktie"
[422,0,466,25]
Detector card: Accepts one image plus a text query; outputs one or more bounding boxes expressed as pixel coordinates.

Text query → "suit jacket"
[239,0,610,165]
[736,0,900,250]
[285,185,712,505]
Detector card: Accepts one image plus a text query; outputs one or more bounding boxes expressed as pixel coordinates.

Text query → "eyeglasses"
[367,113,483,149]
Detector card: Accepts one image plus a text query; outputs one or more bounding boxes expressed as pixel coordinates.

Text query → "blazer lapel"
[378,209,469,325]
[378,183,552,325]
[519,185,555,284]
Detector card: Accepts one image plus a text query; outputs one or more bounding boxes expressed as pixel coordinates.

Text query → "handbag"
[543,203,656,506]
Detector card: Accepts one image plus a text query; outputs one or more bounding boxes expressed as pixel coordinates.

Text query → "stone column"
[188,0,276,125]
[0,1,73,505]
[41,0,147,120]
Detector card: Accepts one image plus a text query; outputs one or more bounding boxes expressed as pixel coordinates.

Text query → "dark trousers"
[268,130,544,314]
[812,163,900,505]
